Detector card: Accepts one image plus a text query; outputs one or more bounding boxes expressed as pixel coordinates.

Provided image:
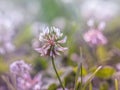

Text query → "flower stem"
[115,79,118,90]
[51,56,65,90]
[74,62,82,90]
[80,63,83,90]
[89,82,92,90]
[74,47,83,90]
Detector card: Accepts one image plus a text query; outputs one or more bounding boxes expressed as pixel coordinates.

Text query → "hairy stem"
[51,56,65,90]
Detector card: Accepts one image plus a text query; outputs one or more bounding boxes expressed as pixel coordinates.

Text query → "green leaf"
[96,66,116,79]
[48,83,57,90]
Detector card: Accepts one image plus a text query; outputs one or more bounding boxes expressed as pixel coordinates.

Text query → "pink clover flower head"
[10,60,31,75]
[83,29,107,46]
[10,60,42,90]
[35,26,68,57]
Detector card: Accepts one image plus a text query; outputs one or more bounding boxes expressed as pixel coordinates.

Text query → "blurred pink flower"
[35,26,67,57]
[83,29,107,46]
[17,74,42,90]
[10,60,42,90]
[10,60,31,75]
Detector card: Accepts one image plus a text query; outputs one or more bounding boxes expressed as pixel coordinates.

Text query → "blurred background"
[0,0,120,90]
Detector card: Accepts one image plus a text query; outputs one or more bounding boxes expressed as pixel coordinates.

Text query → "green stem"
[74,62,82,90]
[74,47,83,90]
[115,79,118,90]
[51,56,65,90]
[80,63,83,90]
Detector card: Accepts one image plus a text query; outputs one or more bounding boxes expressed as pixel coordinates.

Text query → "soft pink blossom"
[83,29,107,46]
[10,60,31,75]
[10,60,42,90]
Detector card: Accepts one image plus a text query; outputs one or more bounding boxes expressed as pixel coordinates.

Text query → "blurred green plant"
[95,66,116,79]
[48,83,57,90]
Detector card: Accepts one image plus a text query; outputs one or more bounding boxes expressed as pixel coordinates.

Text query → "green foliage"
[96,66,116,79]
[48,83,57,90]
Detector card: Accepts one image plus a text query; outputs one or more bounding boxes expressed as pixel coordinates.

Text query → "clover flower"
[83,28,107,46]
[35,26,67,57]
[10,60,42,90]
[10,60,31,75]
